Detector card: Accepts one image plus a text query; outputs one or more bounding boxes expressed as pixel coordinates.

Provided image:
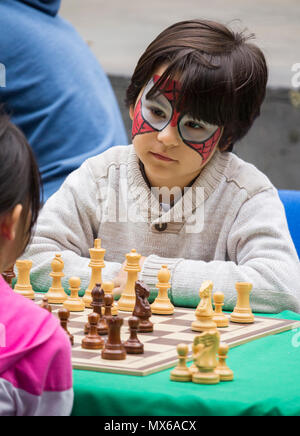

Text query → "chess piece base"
[213,315,229,328]
[124,341,144,354]
[151,300,174,315]
[192,370,220,385]
[46,290,67,304]
[82,338,104,350]
[170,369,192,382]
[63,299,85,312]
[137,319,153,333]
[101,345,126,360]
[215,368,234,381]
[230,310,254,324]
[191,317,217,332]
[14,288,35,300]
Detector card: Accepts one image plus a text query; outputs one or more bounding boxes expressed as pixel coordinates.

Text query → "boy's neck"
[138,160,200,192]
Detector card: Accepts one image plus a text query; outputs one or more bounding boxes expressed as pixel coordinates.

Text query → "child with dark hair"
[24,19,300,313]
[0,114,73,416]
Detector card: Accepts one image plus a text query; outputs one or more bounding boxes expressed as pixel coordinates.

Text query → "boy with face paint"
[23,20,300,314]
[130,67,223,191]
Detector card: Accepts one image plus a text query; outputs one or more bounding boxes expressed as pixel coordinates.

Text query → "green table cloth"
[71,311,300,416]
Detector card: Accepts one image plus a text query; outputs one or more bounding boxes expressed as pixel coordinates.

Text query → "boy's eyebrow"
[145,91,170,109]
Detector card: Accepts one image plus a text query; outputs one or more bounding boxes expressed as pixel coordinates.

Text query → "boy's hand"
[113,256,147,298]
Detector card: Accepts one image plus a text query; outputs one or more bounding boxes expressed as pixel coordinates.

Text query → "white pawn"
[46,254,67,304]
[170,344,192,382]
[63,277,85,312]
[151,265,174,315]
[215,343,234,381]
[213,292,229,327]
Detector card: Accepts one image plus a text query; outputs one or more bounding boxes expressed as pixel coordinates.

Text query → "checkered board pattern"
[35,294,300,376]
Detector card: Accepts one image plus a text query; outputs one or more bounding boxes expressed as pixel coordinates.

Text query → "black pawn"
[58,307,74,346]
[92,283,108,335]
[82,313,104,350]
[104,294,114,319]
[124,316,144,354]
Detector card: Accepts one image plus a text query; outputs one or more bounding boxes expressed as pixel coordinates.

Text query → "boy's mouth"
[150,152,176,162]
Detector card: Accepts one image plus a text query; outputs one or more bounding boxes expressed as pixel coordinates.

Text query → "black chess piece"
[82,313,104,350]
[85,283,108,335]
[58,307,74,346]
[101,316,126,360]
[124,316,144,354]
[133,281,153,333]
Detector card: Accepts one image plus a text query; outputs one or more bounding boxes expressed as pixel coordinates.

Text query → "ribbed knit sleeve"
[23,161,122,293]
[141,188,300,314]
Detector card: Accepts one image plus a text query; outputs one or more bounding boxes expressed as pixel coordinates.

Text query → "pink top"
[0,276,73,416]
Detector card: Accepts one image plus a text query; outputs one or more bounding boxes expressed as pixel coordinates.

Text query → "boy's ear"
[0,204,23,241]
[129,105,135,121]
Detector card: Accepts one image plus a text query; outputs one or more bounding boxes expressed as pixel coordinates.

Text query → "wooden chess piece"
[118,249,141,312]
[191,280,217,332]
[170,344,192,382]
[90,283,108,335]
[63,277,85,312]
[101,316,127,360]
[151,265,174,315]
[58,307,74,346]
[213,292,229,328]
[102,281,118,315]
[82,313,104,350]
[215,343,234,381]
[103,294,114,319]
[94,284,108,335]
[83,239,106,308]
[14,260,35,300]
[46,254,67,304]
[230,282,254,324]
[133,281,153,333]
[192,330,220,385]
[2,264,16,288]
[124,316,144,354]
[40,296,52,313]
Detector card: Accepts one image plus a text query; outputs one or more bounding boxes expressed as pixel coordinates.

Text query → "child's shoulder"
[84,144,134,180]
[0,277,61,359]
[223,151,274,198]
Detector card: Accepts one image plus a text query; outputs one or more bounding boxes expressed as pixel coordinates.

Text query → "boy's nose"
[157,122,180,147]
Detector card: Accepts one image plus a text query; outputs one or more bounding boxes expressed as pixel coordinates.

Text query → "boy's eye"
[185,121,204,129]
[150,107,166,118]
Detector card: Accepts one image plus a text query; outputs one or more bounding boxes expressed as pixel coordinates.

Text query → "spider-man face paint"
[132,75,222,164]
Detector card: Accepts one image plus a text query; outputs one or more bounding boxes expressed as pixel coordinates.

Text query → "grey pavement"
[60,0,300,88]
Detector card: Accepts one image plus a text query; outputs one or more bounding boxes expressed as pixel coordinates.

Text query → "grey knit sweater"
[24,145,300,313]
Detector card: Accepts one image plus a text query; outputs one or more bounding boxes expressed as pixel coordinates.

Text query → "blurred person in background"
[0,0,128,201]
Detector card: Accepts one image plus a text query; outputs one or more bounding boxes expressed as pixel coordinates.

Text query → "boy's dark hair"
[126,19,268,151]
[0,112,41,240]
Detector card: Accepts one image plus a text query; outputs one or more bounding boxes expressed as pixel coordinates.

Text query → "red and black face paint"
[132,75,222,164]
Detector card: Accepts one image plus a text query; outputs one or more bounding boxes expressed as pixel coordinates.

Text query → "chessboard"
[35,293,300,377]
